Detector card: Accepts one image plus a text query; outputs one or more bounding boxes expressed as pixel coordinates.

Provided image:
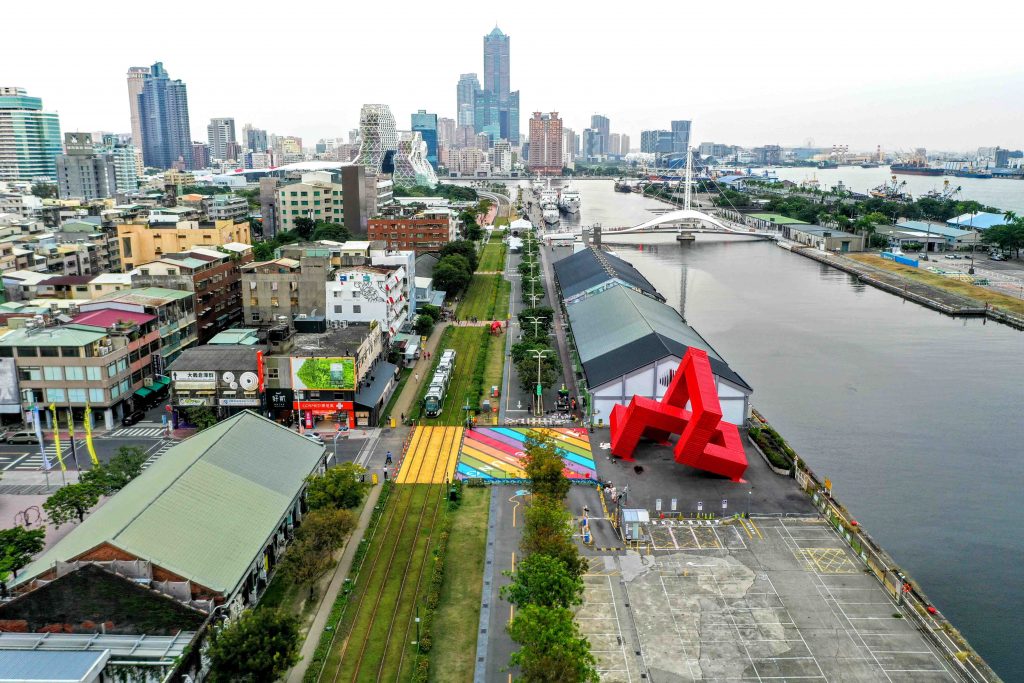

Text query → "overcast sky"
[7,0,1023,152]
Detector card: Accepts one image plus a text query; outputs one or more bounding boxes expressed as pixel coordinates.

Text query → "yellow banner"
[49,403,66,472]
[83,403,99,466]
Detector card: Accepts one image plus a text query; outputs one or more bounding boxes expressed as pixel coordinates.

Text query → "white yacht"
[543,207,560,225]
[558,183,581,214]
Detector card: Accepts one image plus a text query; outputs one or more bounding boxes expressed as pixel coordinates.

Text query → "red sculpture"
[609,348,748,481]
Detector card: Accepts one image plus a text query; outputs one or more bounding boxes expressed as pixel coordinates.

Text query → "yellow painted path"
[397,426,464,484]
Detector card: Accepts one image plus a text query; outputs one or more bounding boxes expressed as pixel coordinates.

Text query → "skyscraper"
[0,87,62,181]
[56,132,117,200]
[456,73,480,127]
[590,114,610,156]
[207,117,237,161]
[562,128,578,164]
[437,117,456,150]
[411,110,439,168]
[671,120,691,155]
[482,27,519,145]
[244,124,268,152]
[527,112,562,176]
[137,62,193,169]
[126,66,149,152]
[356,104,398,175]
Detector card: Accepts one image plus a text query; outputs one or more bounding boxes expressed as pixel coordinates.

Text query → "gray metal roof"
[0,632,194,660]
[553,247,664,301]
[165,344,265,373]
[355,361,398,408]
[566,284,750,392]
[0,650,109,683]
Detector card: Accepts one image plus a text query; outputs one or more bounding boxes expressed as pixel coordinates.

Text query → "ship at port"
[558,183,581,214]
[817,160,838,169]
[952,167,993,179]
[890,147,943,176]
[538,181,560,226]
[869,175,912,201]
[859,162,880,168]
[614,178,634,192]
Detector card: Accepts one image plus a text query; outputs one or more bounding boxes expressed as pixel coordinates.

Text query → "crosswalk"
[0,441,86,471]
[142,440,176,470]
[106,426,168,439]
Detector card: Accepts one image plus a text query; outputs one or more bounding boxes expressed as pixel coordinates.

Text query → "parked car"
[989,253,1006,261]
[5,431,39,445]
[943,254,962,260]
[121,409,145,426]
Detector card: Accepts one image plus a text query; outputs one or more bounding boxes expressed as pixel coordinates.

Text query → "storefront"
[293,399,355,430]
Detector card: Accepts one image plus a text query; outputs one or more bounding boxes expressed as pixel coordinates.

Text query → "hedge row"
[749,426,795,470]
[411,515,454,683]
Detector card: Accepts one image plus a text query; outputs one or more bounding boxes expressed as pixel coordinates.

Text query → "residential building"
[54,220,121,272]
[125,66,150,155]
[356,105,397,174]
[100,142,139,194]
[116,218,251,271]
[456,74,480,127]
[87,272,133,298]
[437,117,455,152]
[368,205,457,252]
[448,147,488,176]
[393,133,438,188]
[0,311,161,427]
[671,120,691,154]
[262,322,387,428]
[326,264,409,338]
[207,194,249,221]
[130,244,253,344]
[11,412,329,615]
[80,286,198,366]
[641,129,674,155]
[411,110,439,168]
[244,124,268,152]
[562,129,578,164]
[191,142,209,170]
[0,87,62,181]
[259,177,282,236]
[608,133,623,157]
[620,134,631,155]
[0,192,42,220]
[277,171,345,233]
[56,133,118,200]
[754,145,782,165]
[207,117,236,161]
[242,254,328,327]
[527,112,563,175]
[167,345,265,416]
[582,129,601,161]
[136,62,193,170]
[492,140,513,174]
[590,114,609,155]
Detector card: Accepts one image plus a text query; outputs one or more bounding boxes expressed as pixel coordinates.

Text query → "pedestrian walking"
[415,373,420,382]
[383,468,389,481]
[385,451,393,465]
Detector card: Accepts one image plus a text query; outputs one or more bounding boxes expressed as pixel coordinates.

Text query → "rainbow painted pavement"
[456,427,597,482]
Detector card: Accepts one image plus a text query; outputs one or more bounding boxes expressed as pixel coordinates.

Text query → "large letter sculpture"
[609,348,748,481]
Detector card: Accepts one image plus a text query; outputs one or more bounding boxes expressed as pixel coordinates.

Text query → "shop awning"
[134,387,153,398]
[152,376,171,388]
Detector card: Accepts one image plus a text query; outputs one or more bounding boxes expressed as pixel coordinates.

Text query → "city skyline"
[3,1,1023,151]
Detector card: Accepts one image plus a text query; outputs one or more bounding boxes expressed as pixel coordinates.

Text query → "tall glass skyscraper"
[411,110,439,168]
[482,27,519,145]
[671,120,692,155]
[0,87,62,181]
[456,73,480,127]
[137,62,193,169]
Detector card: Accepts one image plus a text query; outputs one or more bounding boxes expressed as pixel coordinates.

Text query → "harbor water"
[487,178,1023,678]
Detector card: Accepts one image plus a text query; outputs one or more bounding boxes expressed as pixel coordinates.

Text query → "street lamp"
[527,349,552,416]
[522,316,546,339]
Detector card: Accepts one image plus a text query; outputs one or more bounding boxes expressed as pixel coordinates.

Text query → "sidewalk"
[389,320,451,421]
[286,482,384,683]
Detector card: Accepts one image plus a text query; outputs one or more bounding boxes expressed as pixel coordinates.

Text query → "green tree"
[522,433,570,501]
[305,463,367,510]
[507,604,598,683]
[207,609,300,682]
[279,536,333,601]
[983,215,1024,258]
[0,526,46,586]
[43,484,100,527]
[30,183,57,199]
[280,507,356,600]
[414,314,435,337]
[292,216,315,239]
[311,221,351,242]
[512,345,561,394]
[517,307,554,333]
[433,258,472,295]
[184,406,217,431]
[501,553,583,609]
[253,241,277,261]
[440,239,479,272]
[521,497,587,579]
[419,304,442,322]
[80,446,146,496]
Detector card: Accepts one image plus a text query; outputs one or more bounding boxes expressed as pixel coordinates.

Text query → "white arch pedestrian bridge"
[605,209,775,237]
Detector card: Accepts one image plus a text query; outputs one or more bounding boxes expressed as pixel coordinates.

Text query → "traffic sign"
[655,498,662,511]
[722,499,728,510]
[697,501,703,512]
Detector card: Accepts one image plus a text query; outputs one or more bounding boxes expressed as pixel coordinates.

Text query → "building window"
[251,313,261,322]
[89,388,104,403]
[65,367,84,381]
[353,305,361,314]
[40,347,59,357]
[120,379,130,393]
[68,389,86,403]
[334,305,344,313]
[107,363,116,377]
[271,297,279,307]
[268,368,279,379]
[45,389,66,403]
[111,384,120,399]
[86,366,101,381]
[43,366,63,381]
[18,367,41,381]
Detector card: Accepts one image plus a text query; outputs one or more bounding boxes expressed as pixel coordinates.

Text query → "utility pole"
[528,349,552,417]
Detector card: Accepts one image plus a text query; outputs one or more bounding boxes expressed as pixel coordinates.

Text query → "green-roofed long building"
[12,411,328,611]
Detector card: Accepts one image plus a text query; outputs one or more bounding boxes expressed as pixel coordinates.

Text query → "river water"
[486,177,1023,678]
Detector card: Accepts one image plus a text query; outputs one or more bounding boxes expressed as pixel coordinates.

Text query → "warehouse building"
[553,247,665,305]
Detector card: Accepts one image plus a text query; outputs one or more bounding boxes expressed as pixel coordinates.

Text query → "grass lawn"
[410,326,489,425]
[430,487,491,682]
[319,484,445,682]
[848,253,1024,316]
[456,274,498,320]
[494,215,510,227]
[481,332,506,425]
[478,239,507,272]
[495,277,511,320]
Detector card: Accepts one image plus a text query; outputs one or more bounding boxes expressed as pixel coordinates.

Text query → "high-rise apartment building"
[356,104,398,175]
[126,67,149,152]
[192,142,209,170]
[621,134,631,156]
[437,117,455,151]
[207,117,237,161]
[527,112,563,176]
[103,143,140,193]
[671,120,691,155]
[456,73,480,127]
[56,133,117,200]
[590,115,610,156]
[641,130,674,155]
[0,87,62,181]
[411,110,439,168]
[482,27,519,144]
[136,62,193,169]
[243,124,268,152]
[582,129,601,161]
[562,129,578,165]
